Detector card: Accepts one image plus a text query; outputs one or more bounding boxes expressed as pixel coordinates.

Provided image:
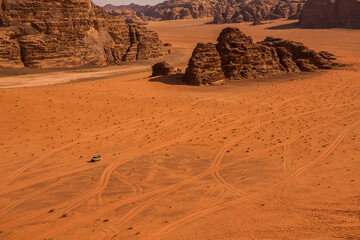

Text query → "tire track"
[143,121,360,240]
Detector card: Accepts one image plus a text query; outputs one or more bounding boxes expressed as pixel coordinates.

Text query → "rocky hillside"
[0,0,164,69]
[184,27,339,86]
[299,0,360,29]
[103,0,306,23]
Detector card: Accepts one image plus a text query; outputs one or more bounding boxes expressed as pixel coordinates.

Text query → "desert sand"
[0,18,359,239]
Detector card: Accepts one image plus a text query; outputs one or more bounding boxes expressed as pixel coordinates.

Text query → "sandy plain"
[0,18,359,239]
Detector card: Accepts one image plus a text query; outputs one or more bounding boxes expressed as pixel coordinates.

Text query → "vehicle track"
[143,121,360,240]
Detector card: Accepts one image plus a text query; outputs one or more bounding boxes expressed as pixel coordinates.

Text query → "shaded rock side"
[299,0,360,29]
[184,43,227,86]
[185,27,339,85]
[0,0,165,69]
[152,61,174,76]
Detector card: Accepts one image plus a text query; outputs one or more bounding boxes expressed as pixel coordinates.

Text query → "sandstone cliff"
[299,0,360,29]
[0,0,164,69]
[184,28,339,86]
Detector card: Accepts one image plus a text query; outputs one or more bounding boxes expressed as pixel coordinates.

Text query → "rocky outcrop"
[213,0,307,24]
[140,0,214,21]
[299,0,360,29]
[184,28,339,85]
[152,61,174,76]
[184,43,226,86]
[260,37,336,70]
[0,0,165,69]
[216,28,284,80]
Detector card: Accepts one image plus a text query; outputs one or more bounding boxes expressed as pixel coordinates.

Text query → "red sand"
[0,19,359,239]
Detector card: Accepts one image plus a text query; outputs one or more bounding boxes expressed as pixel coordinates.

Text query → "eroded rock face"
[216,28,284,79]
[213,0,306,24]
[152,61,174,76]
[0,0,164,69]
[299,0,360,29]
[140,0,214,21]
[185,27,339,85]
[184,43,226,86]
[260,37,337,70]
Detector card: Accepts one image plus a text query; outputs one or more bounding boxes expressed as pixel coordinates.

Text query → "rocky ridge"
[103,0,306,23]
[0,0,165,69]
[299,0,360,29]
[184,28,339,86]
[213,0,306,24]
[107,9,147,25]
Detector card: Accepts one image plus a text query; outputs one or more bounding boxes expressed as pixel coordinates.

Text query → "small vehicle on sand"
[90,155,101,162]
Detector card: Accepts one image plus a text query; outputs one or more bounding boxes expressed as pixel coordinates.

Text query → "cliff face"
[0,0,164,69]
[299,0,360,29]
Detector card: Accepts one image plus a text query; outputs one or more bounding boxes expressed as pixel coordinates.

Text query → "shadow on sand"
[266,22,299,30]
[149,74,190,86]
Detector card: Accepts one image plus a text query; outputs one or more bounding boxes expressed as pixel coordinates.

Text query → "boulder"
[152,61,174,76]
[184,43,227,86]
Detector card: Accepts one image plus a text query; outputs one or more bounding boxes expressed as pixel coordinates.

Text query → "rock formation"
[107,9,147,25]
[102,0,306,23]
[216,28,284,80]
[184,28,339,85]
[152,61,174,76]
[213,0,307,24]
[0,0,165,69]
[184,43,226,86]
[299,0,360,29]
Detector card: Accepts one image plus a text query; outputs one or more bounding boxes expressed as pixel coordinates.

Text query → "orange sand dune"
[0,19,359,239]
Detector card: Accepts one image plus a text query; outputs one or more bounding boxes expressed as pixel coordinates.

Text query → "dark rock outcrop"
[184,28,339,85]
[152,61,174,76]
[184,43,226,86]
[0,0,165,69]
[213,0,307,24]
[299,0,360,29]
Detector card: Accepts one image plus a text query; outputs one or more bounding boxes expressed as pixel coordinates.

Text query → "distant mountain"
[102,0,307,23]
[102,3,148,12]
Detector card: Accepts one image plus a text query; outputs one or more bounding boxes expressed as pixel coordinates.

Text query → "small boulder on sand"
[152,61,174,76]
